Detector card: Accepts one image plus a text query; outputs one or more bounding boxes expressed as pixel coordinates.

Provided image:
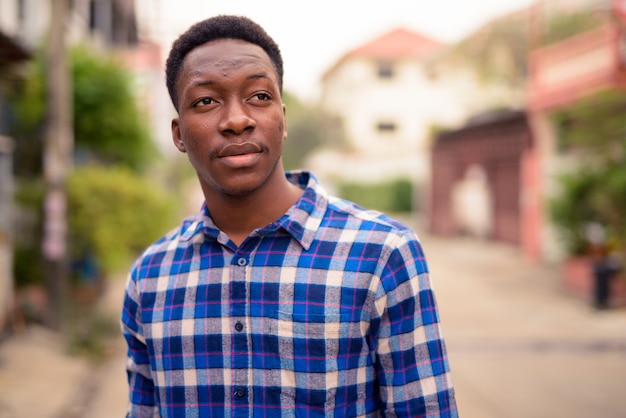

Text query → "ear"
[172,118,186,153]
[282,104,288,141]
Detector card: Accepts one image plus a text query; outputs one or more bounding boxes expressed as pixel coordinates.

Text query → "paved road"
[1,224,625,417]
[421,231,626,418]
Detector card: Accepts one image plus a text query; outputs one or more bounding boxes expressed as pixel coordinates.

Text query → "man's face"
[172,38,287,200]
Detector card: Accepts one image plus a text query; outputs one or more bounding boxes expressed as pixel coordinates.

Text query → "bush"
[549,168,603,256]
[12,179,45,288]
[10,44,158,175]
[67,165,178,277]
[13,167,179,287]
[281,91,347,171]
[13,244,45,288]
[550,164,626,258]
[549,91,626,258]
[337,178,414,213]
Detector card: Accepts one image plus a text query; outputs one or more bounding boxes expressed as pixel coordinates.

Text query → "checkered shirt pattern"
[121,171,457,417]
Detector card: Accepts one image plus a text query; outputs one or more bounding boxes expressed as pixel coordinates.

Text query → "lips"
[216,142,263,168]
[218,142,262,158]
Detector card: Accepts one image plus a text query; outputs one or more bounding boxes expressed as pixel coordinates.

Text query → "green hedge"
[337,178,414,213]
[67,166,178,276]
[550,165,626,256]
[13,166,179,287]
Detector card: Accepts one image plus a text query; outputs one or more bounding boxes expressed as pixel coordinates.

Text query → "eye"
[251,93,271,102]
[194,97,215,107]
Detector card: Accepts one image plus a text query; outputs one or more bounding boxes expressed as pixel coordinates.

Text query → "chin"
[214,176,266,200]
[202,161,283,200]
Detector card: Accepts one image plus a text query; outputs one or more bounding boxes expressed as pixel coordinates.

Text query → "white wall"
[0,0,51,46]
[318,53,496,184]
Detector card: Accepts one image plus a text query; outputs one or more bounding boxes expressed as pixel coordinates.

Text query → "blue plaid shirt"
[121,171,457,417]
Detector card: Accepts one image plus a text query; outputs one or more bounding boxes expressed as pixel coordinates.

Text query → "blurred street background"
[1,0,626,417]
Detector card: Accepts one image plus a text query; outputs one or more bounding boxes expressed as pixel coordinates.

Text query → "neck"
[202,173,303,246]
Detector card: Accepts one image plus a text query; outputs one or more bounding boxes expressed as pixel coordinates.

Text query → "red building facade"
[429,111,538,255]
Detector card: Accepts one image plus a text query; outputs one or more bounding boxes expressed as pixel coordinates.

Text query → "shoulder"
[320,195,426,262]
[130,210,203,273]
[322,197,430,288]
[324,195,417,240]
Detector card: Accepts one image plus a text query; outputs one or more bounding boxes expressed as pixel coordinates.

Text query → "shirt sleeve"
[373,232,458,417]
[120,267,158,418]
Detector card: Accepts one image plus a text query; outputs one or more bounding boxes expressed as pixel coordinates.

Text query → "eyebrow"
[190,72,273,88]
[192,79,215,87]
[247,72,272,82]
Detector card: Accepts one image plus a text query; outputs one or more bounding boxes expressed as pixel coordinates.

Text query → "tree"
[68,166,177,277]
[70,44,157,170]
[11,43,158,175]
[281,91,347,170]
[435,4,609,94]
[550,90,626,257]
[10,42,171,310]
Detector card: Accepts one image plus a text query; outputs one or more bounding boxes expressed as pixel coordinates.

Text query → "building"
[0,0,138,47]
[311,28,453,194]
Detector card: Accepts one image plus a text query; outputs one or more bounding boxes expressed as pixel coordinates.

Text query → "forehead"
[180,38,277,83]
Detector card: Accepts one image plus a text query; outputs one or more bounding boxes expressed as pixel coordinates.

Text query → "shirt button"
[235,322,244,332]
[234,388,246,398]
[237,257,247,266]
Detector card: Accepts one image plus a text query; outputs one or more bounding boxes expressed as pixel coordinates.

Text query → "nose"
[218,100,255,136]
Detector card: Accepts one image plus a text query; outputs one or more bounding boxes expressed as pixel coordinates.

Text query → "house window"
[89,0,98,31]
[89,0,115,42]
[378,61,394,79]
[17,0,26,24]
[376,121,397,133]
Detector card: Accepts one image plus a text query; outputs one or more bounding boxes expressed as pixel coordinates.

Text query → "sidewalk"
[0,227,625,417]
[0,276,128,418]
[420,231,626,418]
[0,326,91,418]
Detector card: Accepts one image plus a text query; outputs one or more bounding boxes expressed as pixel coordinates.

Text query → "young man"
[121,15,457,417]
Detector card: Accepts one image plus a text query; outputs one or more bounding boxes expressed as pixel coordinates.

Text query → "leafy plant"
[65,305,120,362]
[541,9,606,46]
[70,44,157,170]
[12,167,179,287]
[549,91,626,257]
[281,91,347,170]
[337,178,414,213]
[67,165,178,276]
[12,179,45,288]
[10,43,158,175]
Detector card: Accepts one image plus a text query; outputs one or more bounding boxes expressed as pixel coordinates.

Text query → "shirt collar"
[179,170,328,251]
[274,170,327,250]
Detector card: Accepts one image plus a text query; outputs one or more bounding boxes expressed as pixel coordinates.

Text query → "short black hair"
[165,15,284,111]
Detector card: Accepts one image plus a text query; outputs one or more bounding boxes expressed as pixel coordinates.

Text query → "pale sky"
[138,0,538,101]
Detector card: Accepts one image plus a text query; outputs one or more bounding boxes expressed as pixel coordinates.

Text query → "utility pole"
[43,0,73,329]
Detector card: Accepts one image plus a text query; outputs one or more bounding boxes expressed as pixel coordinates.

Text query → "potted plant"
[549,91,626,307]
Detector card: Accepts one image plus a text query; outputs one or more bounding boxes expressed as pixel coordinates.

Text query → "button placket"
[230,250,251,409]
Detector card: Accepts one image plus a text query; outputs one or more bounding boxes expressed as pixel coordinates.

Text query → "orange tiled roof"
[346,27,444,59]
